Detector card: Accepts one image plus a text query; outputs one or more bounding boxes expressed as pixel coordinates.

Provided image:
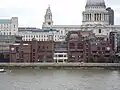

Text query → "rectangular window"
[69,43,75,49]
[14,25,16,28]
[58,55,63,57]
[77,43,83,49]
[102,47,105,50]
[97,47,100,50]
[99,29,101,33]
[33,53,35,56]
[16,47,19,52]
[9,32,11,35]
[33,49,35,52]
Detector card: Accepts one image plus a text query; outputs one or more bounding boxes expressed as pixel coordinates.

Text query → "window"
[64,55,67,57]
[9,32,11,35]
[77,43,83,49]
[99,29,101,33]
[58,55,63,57]
[33,53,35,56]
[97,47,100,50]
[14,25,16,28]
[92,51,97,53]
[69,43,75,49]
[102,47,105,50]
[33,49,35,52]
[16,47,19,52]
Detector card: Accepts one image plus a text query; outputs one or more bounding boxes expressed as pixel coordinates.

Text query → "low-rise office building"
[54,41,68,63]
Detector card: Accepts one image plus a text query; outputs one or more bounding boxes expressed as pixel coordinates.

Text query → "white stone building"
[18,27,66,41]
[18,0,120,42]
[42,0,120,38]
[0,17,18,36]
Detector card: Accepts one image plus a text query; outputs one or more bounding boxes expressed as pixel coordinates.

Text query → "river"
[0,68,120,90]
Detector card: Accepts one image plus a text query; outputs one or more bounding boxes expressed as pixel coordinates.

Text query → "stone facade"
[0,17,18,36]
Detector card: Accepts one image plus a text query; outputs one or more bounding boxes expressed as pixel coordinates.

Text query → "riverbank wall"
[0,63,120,69]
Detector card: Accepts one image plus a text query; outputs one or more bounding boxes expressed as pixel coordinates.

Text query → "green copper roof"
[0,19,10,24]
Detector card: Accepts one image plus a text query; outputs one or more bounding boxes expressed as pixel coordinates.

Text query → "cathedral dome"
[86,0,106,7]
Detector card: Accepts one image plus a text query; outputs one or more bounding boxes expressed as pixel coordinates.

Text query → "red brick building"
[67,31,115,63]
[10,39,54,63]
[10,43,31,62]
[31,39,54,62]
[67,31,93,62]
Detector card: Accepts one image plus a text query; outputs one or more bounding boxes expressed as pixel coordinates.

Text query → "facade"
[0,17,18,36]
[0,35,22,60]
[10,40,54,62]
[41,0,120,39]
[67,31,93,62]
[54,41,68,63]
[17,0,120,42]
[109,31,120,53]
[18,27,66,42]
[31,40,54,62]
[67,31,115,63]
[106,7,114,25]
[10,43,31,62]
[9,31,116,63]
[89,37,115,63]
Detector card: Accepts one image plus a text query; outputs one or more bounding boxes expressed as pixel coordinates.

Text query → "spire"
[46,5,51,14]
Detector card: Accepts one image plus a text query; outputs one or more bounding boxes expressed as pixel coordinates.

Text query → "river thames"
[0,68,120,90]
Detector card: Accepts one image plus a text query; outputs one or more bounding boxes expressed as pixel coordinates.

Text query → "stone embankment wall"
[0,63,120,68]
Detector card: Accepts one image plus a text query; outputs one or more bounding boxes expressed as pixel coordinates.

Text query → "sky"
[0,0,120,28]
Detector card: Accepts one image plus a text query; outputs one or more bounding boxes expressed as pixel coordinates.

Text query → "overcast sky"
[0,0,120,28]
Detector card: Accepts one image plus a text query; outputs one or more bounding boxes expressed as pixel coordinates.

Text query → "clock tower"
[42,5,53,29]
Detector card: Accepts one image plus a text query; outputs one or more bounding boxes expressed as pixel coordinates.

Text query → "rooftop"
[0,19,10,24]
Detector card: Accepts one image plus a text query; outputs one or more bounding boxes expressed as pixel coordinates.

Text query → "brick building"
[31,39,54,62]
[67,31,115,63]
[9,31,115,63]
[10,43,31,62]
[67,31,93,62]
[10,39,54,63]
[89,36,115,63]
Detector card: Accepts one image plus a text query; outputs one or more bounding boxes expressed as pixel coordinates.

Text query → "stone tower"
[42,5,53,29]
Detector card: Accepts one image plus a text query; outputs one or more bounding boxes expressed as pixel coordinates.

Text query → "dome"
[86,0,106,7]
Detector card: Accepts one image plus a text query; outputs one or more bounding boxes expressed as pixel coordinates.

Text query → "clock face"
[48,22,51,25]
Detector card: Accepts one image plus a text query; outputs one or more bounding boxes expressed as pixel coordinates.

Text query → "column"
[99,14,101,21]
[90,14,92,21]
[88,14,89,21]
[94,14,96,21]
[85,14,87,21]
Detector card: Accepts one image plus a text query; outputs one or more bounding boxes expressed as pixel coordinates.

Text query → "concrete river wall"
[0,63,120,69]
